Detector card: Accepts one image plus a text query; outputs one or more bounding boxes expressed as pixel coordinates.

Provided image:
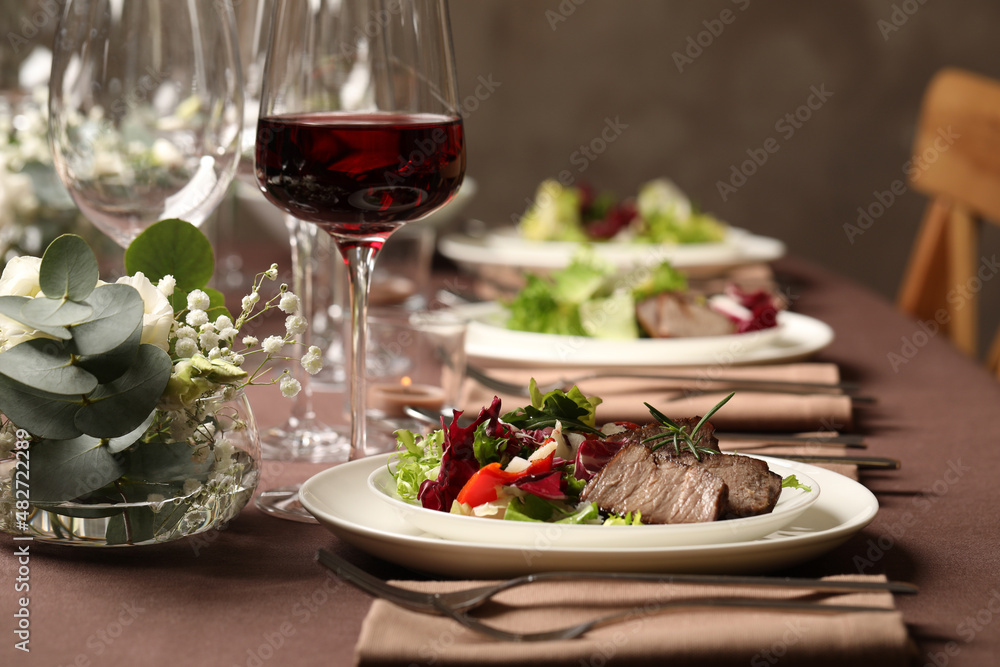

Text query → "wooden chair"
[897,67,1000,377]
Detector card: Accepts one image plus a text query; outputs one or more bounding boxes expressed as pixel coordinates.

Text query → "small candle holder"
[362,309,468,444]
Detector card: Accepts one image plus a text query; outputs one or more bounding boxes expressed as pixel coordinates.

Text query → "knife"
[766,453,900,470]
[718,432,867,447]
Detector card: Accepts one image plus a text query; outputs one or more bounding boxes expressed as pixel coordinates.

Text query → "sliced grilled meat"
[635,292,735,338]
[581,443,727,524]
[658,450,782,518]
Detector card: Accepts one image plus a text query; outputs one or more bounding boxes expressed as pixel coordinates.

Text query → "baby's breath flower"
[187,289,211,311]
[186,309,209,327]
[262,335,284,355]
[264,263,279,280]
[207,347,224,360]
[175,338,199,358]
[175,325,197,340]
[242,335,258,347]
[199,323,216,334]
[279,292,300,314]
[229,353,245,366]
[279,374,301,397]
[300,346,323,375]
[241,292,259,311]
[158,275,176,297]
[199,331,220,351]
[182,479,202,495]
[219,327,238,341]
[214,315,234,331]
[285,314,307,336]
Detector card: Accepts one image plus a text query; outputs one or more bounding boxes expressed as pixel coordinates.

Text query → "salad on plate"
[503,252,782,339]
[388,384,812,528]
[518,178,727,245]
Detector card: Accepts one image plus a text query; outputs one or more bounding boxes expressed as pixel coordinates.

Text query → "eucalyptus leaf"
[0,337,98,395]
[111,493,189,543]
[38,234,99,301]
[75,320,142,384]
[124,219,214,292]
[70,284,145,356]
[106,409,157,454]
[0,375,85,439]
[105,506,156,545]
[126,440,213,482]
[204,287,231,321]
[149,499,191,536]
[74,344,172,438]
[19,296,93,327]
[0,296,71,339]
[29,436,125,502]
[103,480,193,541]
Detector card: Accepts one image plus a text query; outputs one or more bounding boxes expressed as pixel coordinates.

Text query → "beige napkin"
[462,363,854,432]
[355,575,913,666]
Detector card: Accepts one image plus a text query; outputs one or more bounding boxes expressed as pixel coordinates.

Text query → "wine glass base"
[254,485,319,523]
[261,421,352,463]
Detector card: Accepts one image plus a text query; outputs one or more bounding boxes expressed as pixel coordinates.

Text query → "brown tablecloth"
[4,257,1000,666]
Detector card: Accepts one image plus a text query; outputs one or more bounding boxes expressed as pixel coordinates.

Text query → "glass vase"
[0,389,260,547]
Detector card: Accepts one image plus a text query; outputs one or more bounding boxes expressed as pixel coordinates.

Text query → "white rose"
[0,256,43,297]
[0,256,48,352]
[116,272,174,351]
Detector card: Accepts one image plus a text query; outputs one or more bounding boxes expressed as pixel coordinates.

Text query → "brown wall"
[447,0,1000,314]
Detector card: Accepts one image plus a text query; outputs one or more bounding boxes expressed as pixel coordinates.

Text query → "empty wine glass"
[253,0,465,520]
[234,0,271,182]
[48,0,243,248]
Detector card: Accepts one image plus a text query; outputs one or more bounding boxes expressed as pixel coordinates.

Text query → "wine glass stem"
[341,242,380,461]
[285,214,317,424]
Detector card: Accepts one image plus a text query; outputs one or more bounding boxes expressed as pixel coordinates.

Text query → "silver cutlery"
[436,596,901,642]
[719,431,866,447]
[761,453,900,470]
[466,364,872,402]
[316,549,916,642]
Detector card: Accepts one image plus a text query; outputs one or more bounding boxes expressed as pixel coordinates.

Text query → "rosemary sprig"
[641,392,735,461]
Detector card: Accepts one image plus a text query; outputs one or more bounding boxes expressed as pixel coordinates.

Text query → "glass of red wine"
[253,0,465,520]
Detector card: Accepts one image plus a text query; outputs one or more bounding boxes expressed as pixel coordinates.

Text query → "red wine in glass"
[255,111,465,245]
[252,0,464,520]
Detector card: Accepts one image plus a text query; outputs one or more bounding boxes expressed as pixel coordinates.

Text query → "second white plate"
[439,226,785,271]
[452,302,833,368]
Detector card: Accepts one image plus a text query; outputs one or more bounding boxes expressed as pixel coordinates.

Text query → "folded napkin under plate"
[461,363,854,433]
[354,575,913,667]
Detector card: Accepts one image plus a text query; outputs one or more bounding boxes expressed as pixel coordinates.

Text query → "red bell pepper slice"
[455,453,554,507]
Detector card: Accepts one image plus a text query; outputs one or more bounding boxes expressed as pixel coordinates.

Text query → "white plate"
[299,453,877,577]
[438,226,785,271]
[451,302,833,368]
[367,458,819,548]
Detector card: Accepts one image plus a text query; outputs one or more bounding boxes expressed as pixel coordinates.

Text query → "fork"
[316,549,915,642]
[435,596,901,642]
[316,549,915,614]
[466,364,868,400]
